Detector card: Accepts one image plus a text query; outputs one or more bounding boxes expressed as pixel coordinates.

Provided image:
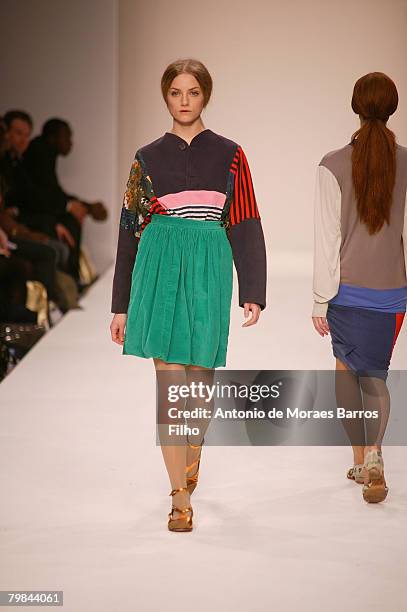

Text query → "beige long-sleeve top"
[312,143,407,317]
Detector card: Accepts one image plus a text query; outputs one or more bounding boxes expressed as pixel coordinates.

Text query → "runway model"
[110,59,267,530]
[312,72,407,503]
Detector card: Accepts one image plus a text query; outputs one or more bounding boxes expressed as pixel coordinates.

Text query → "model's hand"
[312,316,330,337]
[110,313,127,345]
[242,303,261,327]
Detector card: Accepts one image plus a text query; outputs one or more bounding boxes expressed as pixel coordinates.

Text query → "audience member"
[1,109,106,340]
[2,111,70,272]
[22,118,108,284]
[0,117,44,322]
[0,112,61,305]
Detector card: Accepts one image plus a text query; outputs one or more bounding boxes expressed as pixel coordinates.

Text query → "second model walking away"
[312,71,407,504]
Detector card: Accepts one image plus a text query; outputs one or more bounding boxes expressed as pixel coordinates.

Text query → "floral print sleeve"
[111,150,152,313]
[120,151,154,238]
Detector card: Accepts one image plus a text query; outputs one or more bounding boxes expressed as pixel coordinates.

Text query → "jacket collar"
[163,128,212,148]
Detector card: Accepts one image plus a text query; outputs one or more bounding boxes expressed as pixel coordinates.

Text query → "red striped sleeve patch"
[139,197,168,233]
[229,146,260,226]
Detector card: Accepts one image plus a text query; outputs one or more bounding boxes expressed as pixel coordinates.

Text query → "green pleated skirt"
[123,214,233,368]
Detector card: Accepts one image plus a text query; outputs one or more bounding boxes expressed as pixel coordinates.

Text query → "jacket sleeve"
[227,146,267,310]
[111,152,145,314]
[312,164,342,317]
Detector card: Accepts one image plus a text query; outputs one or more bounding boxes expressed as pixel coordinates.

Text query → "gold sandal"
[168,487,193,532]
[185,438,204,495]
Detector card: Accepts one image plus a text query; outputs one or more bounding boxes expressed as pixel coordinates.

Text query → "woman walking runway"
[312,72,407,503]
[110,58,267,530]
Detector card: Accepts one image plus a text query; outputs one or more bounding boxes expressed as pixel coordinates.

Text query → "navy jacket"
[111,129,267,313]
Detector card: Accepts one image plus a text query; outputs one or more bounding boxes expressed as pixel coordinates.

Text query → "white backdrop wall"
[119,0,407,262]
[0,0,118,274]
[1,0,406,277]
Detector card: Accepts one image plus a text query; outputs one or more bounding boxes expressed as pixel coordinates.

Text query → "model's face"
[166,73,205,125]
[7,118,32,156]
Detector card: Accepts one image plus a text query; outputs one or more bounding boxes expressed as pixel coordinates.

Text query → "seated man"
[0,116,57,319]
[2,111,70,273]
[7,114,108,284]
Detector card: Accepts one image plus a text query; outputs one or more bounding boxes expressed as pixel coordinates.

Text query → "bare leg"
[335,358,365,466]
[153,358,190,519]
[185,365,215,484]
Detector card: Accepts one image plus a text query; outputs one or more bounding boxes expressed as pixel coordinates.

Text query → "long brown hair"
[161,59,213,107]
[350,72,398,234]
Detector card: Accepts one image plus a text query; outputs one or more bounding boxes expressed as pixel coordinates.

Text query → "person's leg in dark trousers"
[0,255,37,323]
[58,213,82,285]
[12,238,58,302]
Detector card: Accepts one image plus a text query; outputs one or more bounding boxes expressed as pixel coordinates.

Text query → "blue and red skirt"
[327,284,406,379]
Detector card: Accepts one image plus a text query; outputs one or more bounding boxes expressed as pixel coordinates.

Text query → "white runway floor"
[0,253,406,612]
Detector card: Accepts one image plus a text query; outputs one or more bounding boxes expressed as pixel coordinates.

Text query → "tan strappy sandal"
[168,487,193,532]
[346,464,364,484]
[186,440,203,495]
[362,449,388,503]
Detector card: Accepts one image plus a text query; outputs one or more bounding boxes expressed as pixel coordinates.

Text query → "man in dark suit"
[22,118,108,284]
